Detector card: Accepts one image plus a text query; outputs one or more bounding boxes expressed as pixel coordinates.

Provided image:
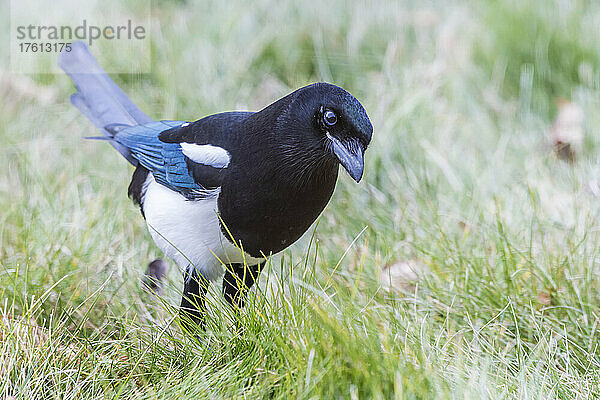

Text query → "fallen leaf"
[538,291,551,306]
[0,75,58,106]
[550,99,584,162]
[379,260,425,292]
[0,314,47,347]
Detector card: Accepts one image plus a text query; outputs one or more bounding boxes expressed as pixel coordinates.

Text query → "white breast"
[142,174,263,281]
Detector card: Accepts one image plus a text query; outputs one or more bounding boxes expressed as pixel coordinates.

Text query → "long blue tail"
[59,41,152,165]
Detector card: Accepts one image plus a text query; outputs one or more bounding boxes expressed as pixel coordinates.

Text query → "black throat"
[217,107,340,258]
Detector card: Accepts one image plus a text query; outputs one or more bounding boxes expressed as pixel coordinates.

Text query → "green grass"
[2,0,600,398]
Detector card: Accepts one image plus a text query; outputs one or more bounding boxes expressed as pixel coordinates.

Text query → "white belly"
[142,174,264,282]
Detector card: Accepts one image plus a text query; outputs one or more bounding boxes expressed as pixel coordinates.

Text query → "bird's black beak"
[328,134,365,182]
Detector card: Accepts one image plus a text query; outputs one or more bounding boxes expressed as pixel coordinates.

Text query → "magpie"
[59,42,373,331]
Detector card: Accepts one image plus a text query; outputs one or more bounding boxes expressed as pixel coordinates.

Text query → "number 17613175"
[18,42,72,52]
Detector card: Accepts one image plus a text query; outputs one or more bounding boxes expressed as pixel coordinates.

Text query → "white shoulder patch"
[180,143,230,168]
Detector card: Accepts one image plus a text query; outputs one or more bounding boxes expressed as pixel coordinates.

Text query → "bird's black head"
[275,82,373,182]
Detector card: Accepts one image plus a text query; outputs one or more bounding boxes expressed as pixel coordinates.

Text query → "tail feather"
[59,41,152,165]
[84,136,113,140]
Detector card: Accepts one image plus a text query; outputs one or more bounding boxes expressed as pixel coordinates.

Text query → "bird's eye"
[323,109,337,126]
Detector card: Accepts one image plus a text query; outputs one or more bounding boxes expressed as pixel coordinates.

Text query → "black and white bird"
[59,42,372,331]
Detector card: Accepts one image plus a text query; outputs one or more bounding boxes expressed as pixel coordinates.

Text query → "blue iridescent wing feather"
[111,120,206,196]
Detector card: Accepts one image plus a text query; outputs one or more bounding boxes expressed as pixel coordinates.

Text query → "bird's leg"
[222,262,265,310]
[179,266,209,333]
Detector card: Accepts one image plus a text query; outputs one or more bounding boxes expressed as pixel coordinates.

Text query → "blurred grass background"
[2,0,600,398]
